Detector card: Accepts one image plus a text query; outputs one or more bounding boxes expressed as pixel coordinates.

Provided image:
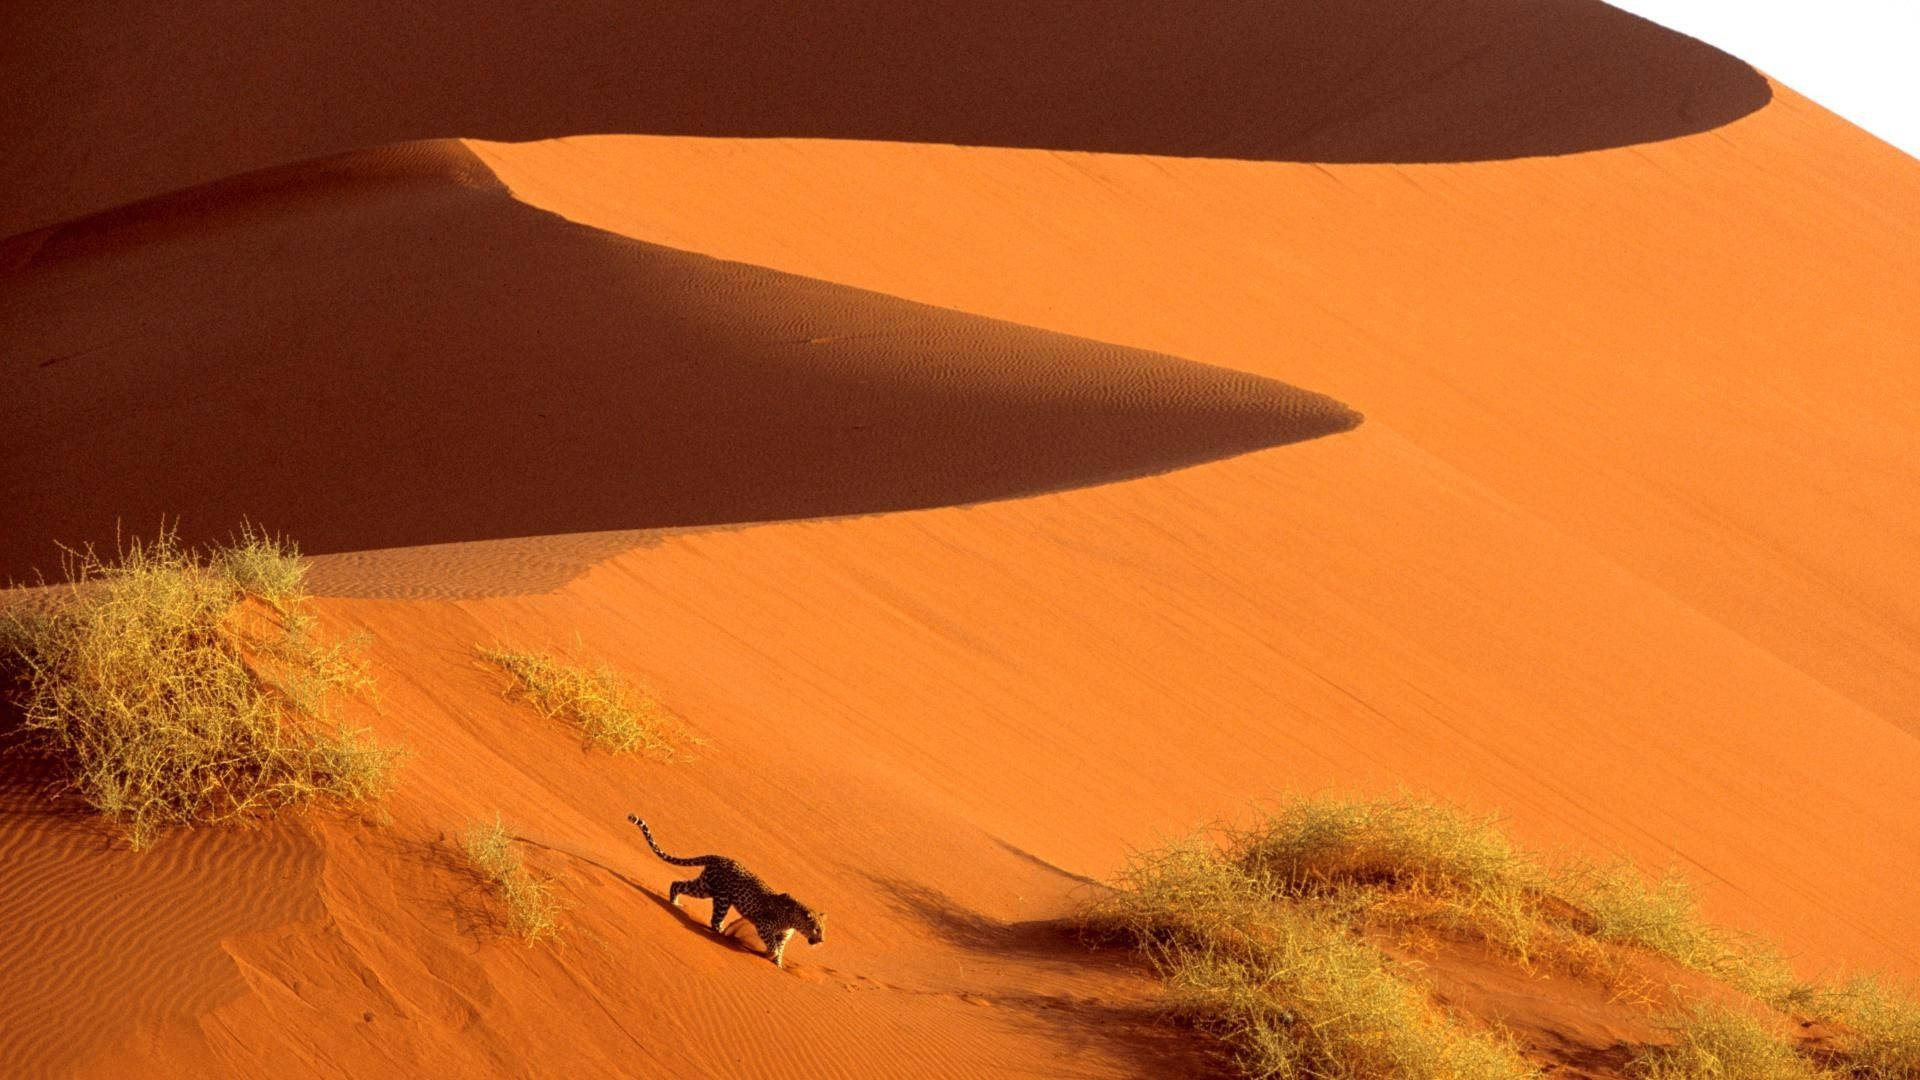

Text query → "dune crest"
[0,141,1356,583]
[0,0,1769,235]
[1,1,1917,1078]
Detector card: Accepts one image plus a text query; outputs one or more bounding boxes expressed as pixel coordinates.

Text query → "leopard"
[628,814,825,967]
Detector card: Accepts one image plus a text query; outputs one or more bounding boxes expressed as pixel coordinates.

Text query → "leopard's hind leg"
[669,877,710,907]
[708,897,732,934]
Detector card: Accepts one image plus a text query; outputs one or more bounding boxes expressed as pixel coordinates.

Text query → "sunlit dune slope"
[2,0,1919,1077]
[0,141,1355,577]
[0,705,1219,1079]
[468,81,1920,735]
[0,772,328,1076]
[0,0,1768,235]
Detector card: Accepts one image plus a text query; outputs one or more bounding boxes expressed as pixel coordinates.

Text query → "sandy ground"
[3,1,1918,1076]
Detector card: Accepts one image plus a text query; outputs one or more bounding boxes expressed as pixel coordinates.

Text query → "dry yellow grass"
[1822,977,1920,1079]
[0,528,395,849]
[479,643,697,759]
[1630,1003,1827,1080]
[1084,795,1920,1080]
[1222,798,1802,998]
[1226,797,1549,963]
[1083,830,1538,1080]
[1558,861,1805,1007]
[463,815,561,944]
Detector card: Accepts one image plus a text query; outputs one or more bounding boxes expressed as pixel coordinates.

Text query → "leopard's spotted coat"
[629,814,825,967]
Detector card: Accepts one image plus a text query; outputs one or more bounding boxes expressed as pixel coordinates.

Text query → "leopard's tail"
[628,814,718,866]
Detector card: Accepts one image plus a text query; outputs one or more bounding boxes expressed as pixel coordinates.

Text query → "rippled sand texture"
[2,1,1918,1077]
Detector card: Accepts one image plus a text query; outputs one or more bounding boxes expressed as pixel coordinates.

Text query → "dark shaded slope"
[0,0,1770,233]
[0,143,1357,580]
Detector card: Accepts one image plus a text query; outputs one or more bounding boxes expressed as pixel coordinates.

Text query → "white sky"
[1606,0,1919,158]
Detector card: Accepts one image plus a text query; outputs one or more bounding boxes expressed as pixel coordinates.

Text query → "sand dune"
[2,0,1918,1077]
[0,763,327,1075]
[301,530,663,600]
[467,88,1920,734]
[0,0,1768,235]
[0,140,1354,580]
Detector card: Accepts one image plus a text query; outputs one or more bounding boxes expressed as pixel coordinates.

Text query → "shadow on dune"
[868,875,1233,1077]
[0,698,79,824]
[633,887,774,959]
[990,836,1108,890]
[0,143,1358,582]
[4,0,1772,233]
[870,875,1100,965]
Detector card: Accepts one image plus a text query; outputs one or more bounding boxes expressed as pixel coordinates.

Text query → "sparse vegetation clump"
[1629,987,1920,1080]
[479,644,696,759]
[1227,797,1548,961]
[1083,795,1920,1080]
[1823,977,1920,1079]
[212,521,309,609]
[1084,813,1537,1080]
[463,815,561,943]
[1086,834,1536,1079]
[1630,1003,1826,1080]
[1218,798,1795,993]
[0,528,395,849]
[1558,861,1805,1007]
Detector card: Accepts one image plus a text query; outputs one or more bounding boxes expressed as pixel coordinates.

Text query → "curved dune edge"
[16,423,1920,1078]
[300,530,665,600]
[0,0,1770,235]
[0,2,1915,1077]
[463,85,1920,737]
[0,139,1358,589]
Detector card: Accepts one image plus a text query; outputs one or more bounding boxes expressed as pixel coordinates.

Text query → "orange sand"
[3,1,1918,1076]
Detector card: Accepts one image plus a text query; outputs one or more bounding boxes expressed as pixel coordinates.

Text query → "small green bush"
[0,529,395,849]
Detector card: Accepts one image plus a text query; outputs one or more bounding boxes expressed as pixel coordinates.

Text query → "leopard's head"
[799,904,825,945]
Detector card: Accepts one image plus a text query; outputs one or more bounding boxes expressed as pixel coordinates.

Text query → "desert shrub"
[1228,797,1548,962]
[1822,977,1920,1079]
[463,815,560,943]
[1084,830,1539,1080]
[1161,930,1537,1080]
[212,522,307,609]
[479,644,696,759]
[1233,798,1537,899]
[1560,861,1808,1007]
[1084,796,1920,1080]
[1630,1003,1828,1080]
[1210,797,1810,996]
[0,529,395,848]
